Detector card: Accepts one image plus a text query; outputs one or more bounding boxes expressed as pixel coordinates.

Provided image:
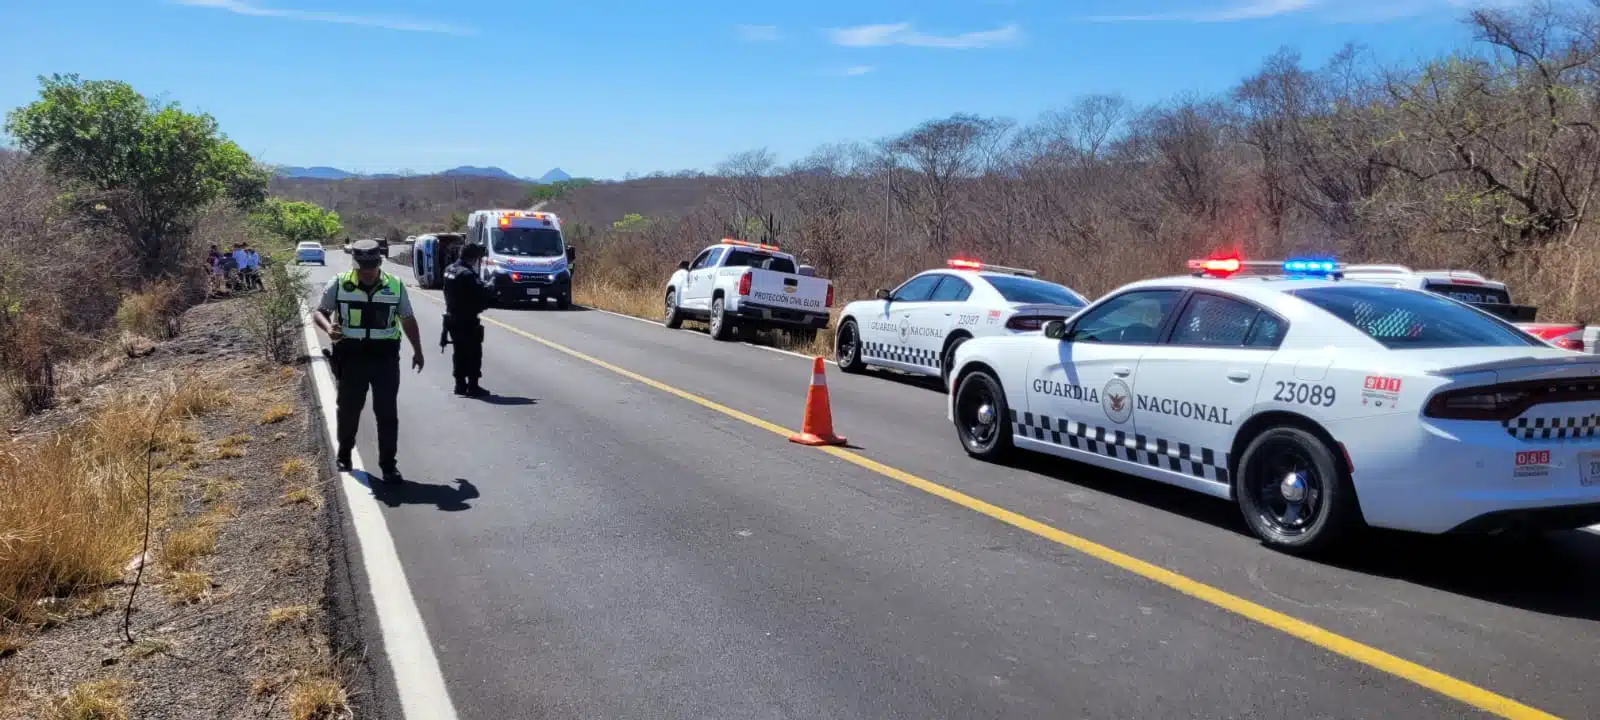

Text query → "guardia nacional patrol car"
[834,259,1089,384]
[947,255,1600,555]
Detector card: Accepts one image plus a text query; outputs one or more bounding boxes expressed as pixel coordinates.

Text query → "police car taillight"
[738,271,752,296]
[825,284,834,308]
[1006,315,1054,331]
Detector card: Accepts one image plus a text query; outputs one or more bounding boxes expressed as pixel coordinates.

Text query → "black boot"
[465,377,489,398]
[453,378,468,396]
[378,463,403,484]
[336,448,353,472]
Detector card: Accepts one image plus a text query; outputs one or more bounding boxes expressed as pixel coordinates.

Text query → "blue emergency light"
[1283,258,1338,276]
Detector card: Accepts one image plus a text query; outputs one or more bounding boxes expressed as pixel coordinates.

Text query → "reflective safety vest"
[335,271,405,341]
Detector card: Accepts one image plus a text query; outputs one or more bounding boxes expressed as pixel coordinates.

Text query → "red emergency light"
[1188,255,1242,276]
[947,258,984,270]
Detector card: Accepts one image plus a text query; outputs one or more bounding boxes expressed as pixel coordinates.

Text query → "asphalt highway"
[303,258,1600,720]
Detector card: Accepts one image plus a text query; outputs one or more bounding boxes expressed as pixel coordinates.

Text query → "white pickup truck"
[662,239,834,342]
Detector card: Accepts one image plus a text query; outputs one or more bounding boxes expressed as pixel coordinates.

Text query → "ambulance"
[463,209,577,309]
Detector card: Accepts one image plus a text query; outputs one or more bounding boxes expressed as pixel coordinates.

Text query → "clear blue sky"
[1,0,1502,180]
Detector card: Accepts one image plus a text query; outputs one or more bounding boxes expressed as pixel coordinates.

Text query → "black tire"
[835,319,866,374]
[953,370,1013,461]
[1235,426,1361,555]
[940,334,971,389]
[709,298,735,341]
[556,293,572,310]
[663,289,684,329]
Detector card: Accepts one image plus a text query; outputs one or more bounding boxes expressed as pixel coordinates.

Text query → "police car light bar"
[720,238,781,252]
[946,258,1038,277]
[1188,256,1345,279]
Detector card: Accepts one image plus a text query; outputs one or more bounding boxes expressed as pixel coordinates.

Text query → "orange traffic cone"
[789,356,848,446]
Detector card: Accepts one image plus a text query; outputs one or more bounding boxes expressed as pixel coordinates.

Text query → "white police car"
[834,259,1089,384]
[947,256,1600,554]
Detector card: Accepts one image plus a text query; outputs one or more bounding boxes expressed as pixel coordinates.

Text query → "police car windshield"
[1290,286,1542,349]
[984,275,1086,307]
[490,227,564,257]
[722,249,796,274]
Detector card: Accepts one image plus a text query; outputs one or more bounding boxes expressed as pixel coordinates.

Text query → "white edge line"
[299,302,461,720]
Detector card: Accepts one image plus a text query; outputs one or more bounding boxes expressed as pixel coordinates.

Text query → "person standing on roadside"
[313,239,425,483]
[442,242,495,397]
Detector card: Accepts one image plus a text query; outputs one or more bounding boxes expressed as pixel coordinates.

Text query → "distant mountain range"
[274,165,573,184]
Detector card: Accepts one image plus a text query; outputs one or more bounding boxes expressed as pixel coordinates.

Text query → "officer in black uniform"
[314,239,425,482]
[442,243,495,397]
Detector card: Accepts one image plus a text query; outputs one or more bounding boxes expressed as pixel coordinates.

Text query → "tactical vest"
[335,271,404,341]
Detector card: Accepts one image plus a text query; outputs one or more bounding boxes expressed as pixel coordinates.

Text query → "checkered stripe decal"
[862,341,938,368]
[1011,410,1230,484]
[1504,414,1600,441]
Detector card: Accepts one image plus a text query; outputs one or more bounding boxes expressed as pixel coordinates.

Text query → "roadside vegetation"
[1,75,351,716]
[281,2,1600,354]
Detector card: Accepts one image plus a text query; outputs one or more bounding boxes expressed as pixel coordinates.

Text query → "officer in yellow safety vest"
[313,239,425,483]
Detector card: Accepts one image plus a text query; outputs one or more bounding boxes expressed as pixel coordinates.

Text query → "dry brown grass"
[125,636,173,660]
[162,571,212,605]
[45,677,129,720]
[201,475,240,503]
[0,634,25,658]
[115,284,183,341]
[159,523,217,573]
[266,604,314,628]
[286,676,350,720]
[259,403,293,425]
[0,380,224,623]
[279,457,311,481]
[575,277,838,359]
[282,486,323,510]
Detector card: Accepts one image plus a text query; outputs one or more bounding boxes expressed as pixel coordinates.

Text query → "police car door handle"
[1112,366,1132,377]
[1227,370,1251,382]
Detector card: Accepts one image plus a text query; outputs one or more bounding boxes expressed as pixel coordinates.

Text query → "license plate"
[526,288,541,296]
[1581,452,1600,487]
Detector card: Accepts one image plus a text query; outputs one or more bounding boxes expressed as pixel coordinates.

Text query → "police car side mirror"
[874,288,891,300]
[678,260,691,271]
[1043,319,1068,340]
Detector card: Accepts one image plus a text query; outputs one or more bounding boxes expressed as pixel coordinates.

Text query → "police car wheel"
[835,320,865,374]
[709,298,735,341]
[1236,427,1359,555]
[940,335,970,388]
[663,289,684,329]
[954,370,1012,461]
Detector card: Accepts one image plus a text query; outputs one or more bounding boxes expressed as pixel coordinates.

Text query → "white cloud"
[843,65,875,76]
[171,0,474,35]
[735,24,780,42]
[1089,0,1319,23]
[828,22,1021,49]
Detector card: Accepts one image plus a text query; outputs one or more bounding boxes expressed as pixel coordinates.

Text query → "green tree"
[446,211,467,232]
[612,212,650,232]
[3,74,270,277]
[252,198,342,245]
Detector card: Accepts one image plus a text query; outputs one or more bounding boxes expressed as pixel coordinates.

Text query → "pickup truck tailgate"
[745,270,830,312]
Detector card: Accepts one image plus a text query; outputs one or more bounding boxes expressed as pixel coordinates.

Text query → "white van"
[464,209,576,309]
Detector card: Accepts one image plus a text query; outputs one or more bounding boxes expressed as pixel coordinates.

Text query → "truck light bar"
[946,258,1038,277]
[721,238,780,252]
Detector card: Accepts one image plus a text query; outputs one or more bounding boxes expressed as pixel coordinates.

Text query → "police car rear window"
[984,276,1087,307]
[1424,282,1512,305]
[723,249,796,274]
[1289,286,1541,349]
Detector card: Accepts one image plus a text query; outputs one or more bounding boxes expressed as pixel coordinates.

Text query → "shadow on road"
[471,394,537,407]
[497,302,589,313]
[356,472,480,511]
[1010,453,1600,619]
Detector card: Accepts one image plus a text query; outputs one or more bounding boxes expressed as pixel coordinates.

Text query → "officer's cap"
[351,239,384,268]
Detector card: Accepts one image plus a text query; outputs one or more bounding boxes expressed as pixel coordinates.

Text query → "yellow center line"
[429,293,1560,720]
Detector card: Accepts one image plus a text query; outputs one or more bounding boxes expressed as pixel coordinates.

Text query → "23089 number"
[1273,381,1335,407]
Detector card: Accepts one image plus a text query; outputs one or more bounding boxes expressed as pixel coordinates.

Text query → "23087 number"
[1273,381,1335,407]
